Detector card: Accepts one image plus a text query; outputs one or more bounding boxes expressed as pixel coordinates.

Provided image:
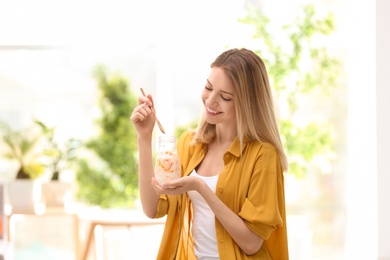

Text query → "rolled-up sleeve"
[154,194,169,218]
[238,144,284,240]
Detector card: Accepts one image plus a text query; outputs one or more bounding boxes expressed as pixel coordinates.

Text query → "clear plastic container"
[154,136,181,185]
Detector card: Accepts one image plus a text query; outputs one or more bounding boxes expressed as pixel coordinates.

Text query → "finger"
[139,93,156,113]
[161,181,177,189]
[138,95,153,107]
[151,178,166,194]
[132,103,153,121]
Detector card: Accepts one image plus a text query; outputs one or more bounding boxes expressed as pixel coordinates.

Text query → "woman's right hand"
[130,94,156,135]
[130,93,160,218]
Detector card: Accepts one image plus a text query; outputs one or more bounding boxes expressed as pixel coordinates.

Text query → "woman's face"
[201,67,236,126]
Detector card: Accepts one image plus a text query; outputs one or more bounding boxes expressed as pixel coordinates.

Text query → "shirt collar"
[227,136,250,157]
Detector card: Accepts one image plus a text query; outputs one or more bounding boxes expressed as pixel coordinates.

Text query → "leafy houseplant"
[0,120,47,211]
[0,120,47,180]
[35,121,81,207]
[239,4,341,177]
[75,66,139,208]
[36,121,80,181]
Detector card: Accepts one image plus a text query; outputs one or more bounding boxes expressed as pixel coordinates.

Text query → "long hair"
[193,48,288,172]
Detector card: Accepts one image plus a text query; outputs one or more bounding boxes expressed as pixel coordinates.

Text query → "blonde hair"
[193,48,288,172]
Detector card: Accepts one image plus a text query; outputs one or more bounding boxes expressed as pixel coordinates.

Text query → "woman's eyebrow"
[221,90,233,96]
[206,79,233,96]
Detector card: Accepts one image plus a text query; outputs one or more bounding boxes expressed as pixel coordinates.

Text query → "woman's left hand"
[151,176,202,196]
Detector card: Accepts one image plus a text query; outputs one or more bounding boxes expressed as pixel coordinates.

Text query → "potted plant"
[0,120,47,212]
[36,121,80,207]
[74,66,139,208]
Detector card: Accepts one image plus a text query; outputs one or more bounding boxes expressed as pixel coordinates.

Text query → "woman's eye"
[221,96,232,101]
[204,85,232,101]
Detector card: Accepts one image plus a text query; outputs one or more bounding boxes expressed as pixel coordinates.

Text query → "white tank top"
[187,169,220,259]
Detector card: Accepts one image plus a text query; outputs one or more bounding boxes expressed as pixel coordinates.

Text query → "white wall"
[345,0,390,259]
[376,0,390,259]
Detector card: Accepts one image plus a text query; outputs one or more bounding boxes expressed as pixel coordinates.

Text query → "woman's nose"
[205,91,218,106]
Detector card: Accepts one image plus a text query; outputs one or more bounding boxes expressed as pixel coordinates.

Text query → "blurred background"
[0,0,389,259]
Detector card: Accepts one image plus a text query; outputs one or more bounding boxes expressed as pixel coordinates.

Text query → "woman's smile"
[206,106,221,116]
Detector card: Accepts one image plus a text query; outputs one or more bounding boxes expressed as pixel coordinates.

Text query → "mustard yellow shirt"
[154,131,289,259]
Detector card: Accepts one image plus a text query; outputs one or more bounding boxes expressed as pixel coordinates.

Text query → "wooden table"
[6,203,81,260]
[77,207,165,260]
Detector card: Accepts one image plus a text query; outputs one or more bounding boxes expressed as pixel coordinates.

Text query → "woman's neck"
[214,125,237,145]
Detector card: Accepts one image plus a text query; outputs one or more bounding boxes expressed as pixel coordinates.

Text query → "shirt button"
[219,239,224,244]
[218,188,224,193]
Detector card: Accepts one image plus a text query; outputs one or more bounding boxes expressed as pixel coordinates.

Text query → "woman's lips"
[206,107,220,115]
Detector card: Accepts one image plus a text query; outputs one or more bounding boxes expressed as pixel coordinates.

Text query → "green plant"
[36,121,80,181]
[0,120,47,179]
[75,65,139,208]
[239,4,341,177]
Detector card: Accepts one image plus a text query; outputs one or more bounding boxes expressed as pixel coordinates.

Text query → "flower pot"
[42,181,72,208]
[7,179,43,213]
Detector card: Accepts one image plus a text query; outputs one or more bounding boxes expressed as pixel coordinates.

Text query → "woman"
[130,48,289,259]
